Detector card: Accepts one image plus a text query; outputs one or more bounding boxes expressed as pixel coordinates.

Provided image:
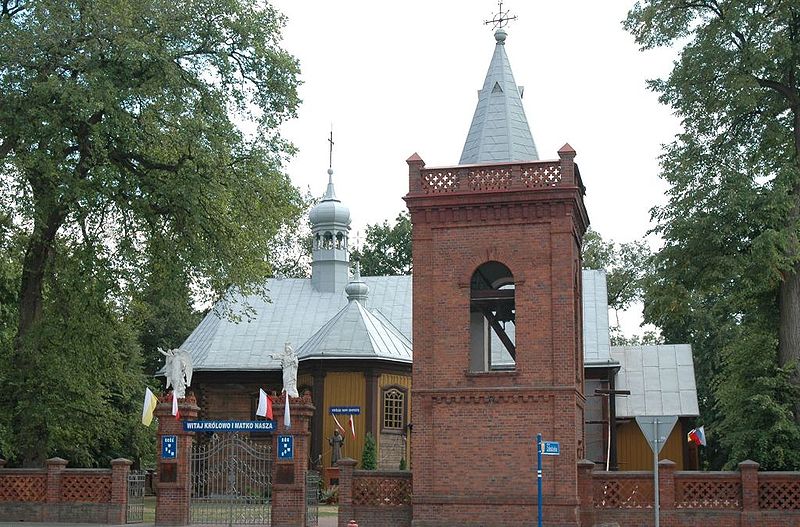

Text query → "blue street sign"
[161,435,177,459]
[278,435,294,459]
[182,420,275,432]
[542,441,560,456]
[329,406,361,415]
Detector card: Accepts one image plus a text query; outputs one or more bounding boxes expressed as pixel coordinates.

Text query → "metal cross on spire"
[484,0,517,29]
[328,126,334,169]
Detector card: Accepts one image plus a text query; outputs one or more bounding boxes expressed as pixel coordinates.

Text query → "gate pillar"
[154,393,199,526]
[271,392,315,527]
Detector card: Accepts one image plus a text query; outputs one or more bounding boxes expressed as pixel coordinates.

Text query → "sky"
[271,0,681,243]
[269,1,683,332]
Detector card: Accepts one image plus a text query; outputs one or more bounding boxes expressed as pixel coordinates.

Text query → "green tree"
[581,229,658,345]
[354,212,412,276]
[129,242,202,376]
[626,1,800,468]
[0,0,303,465]
[361,432,377,470]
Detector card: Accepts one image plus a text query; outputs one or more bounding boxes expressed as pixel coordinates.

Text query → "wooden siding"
[322,372,366,468]
[617,420,685,470]
[378,373,412,467]
[298,374,313,393]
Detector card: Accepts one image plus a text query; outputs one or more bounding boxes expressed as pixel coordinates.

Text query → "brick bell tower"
[405,26,589,527]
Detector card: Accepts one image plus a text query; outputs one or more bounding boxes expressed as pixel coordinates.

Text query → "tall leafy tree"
[354,212,412,276]
[626,1,800,468]
[0,0,303,465]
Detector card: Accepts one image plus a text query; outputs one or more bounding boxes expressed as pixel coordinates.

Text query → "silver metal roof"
[297,300,412,363]
[184,270,612,372]
[459,28,539,165]
[182,276,412,371]
[611,344,700,418]
[582,270,614,365]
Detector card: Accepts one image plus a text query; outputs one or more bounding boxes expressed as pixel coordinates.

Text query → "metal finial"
[484,0,517,30]
[328,125,334,169]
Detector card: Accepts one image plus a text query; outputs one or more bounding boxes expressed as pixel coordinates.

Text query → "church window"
[382,387,405,431]
[469,261,516,372]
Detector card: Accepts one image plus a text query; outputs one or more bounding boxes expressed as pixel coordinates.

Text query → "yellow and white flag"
[141,388,158,426]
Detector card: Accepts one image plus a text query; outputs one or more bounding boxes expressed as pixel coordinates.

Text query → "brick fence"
[334,458,800,527]
[337,459,411,527]
[0,457,131,523]
[580,458,800,527]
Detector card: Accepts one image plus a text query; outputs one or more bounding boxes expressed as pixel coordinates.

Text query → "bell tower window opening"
[469,261,516,372]
[336,231,345,250]
[323,232,334,249]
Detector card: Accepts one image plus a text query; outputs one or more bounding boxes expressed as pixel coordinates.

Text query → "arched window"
[470,261,516,371]
[323,232,334,249]
[336,232,345,250]
[314,233,321,250]
[382,387,406,431]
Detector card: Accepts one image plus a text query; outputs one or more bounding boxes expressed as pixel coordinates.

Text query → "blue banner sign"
[542,441,560,456]
[329,406,361,415]
[183,420,275,432]
[278,435,293,459]
[161,435,177,459]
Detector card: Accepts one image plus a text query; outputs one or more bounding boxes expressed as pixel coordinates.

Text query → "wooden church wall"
[616,419,685,470]
[378,373,412,470]
[322,372,366,468]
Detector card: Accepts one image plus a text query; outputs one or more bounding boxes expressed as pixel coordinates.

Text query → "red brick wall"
[580,459,800,527]
[405,150,589,527]
[0,457,130,524]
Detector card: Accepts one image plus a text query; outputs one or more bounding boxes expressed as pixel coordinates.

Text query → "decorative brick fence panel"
[337,459,411,527]
[580,459,800,527]
[0,457,131,524]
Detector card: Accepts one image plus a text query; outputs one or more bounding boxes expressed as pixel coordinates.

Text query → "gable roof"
[459,28,539,165]
[611,344,700,418]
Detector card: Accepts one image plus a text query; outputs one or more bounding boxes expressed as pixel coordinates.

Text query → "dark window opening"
[469,261,516,371]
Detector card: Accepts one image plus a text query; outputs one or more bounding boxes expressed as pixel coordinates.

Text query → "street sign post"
[536,435,560,527]
[635,415,678,527]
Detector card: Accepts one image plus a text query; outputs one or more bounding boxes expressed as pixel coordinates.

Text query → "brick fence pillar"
[576,460,595,527]
[336,458,357,527]
[271,392,315,527]
[658,459,677,509]
[155,393,199,526]
[110,458,133,524]
[44,457,68,522]
[739,459,760,527]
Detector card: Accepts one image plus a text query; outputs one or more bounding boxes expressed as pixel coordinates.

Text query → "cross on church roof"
[484,0,517,29]
[328,126,334,169]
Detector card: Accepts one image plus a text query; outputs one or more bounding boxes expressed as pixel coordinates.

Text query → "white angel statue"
[271,342,299,398]
[161,348,193,399]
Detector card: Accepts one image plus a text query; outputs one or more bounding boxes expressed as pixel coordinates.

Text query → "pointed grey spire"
[459,28,539,165]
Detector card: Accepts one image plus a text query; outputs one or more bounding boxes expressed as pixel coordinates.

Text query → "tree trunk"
[779,264,800,424]
[12,209,63,466]
[781,104,800,425]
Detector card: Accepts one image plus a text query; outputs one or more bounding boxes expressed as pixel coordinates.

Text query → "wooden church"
[176,23,700,482]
